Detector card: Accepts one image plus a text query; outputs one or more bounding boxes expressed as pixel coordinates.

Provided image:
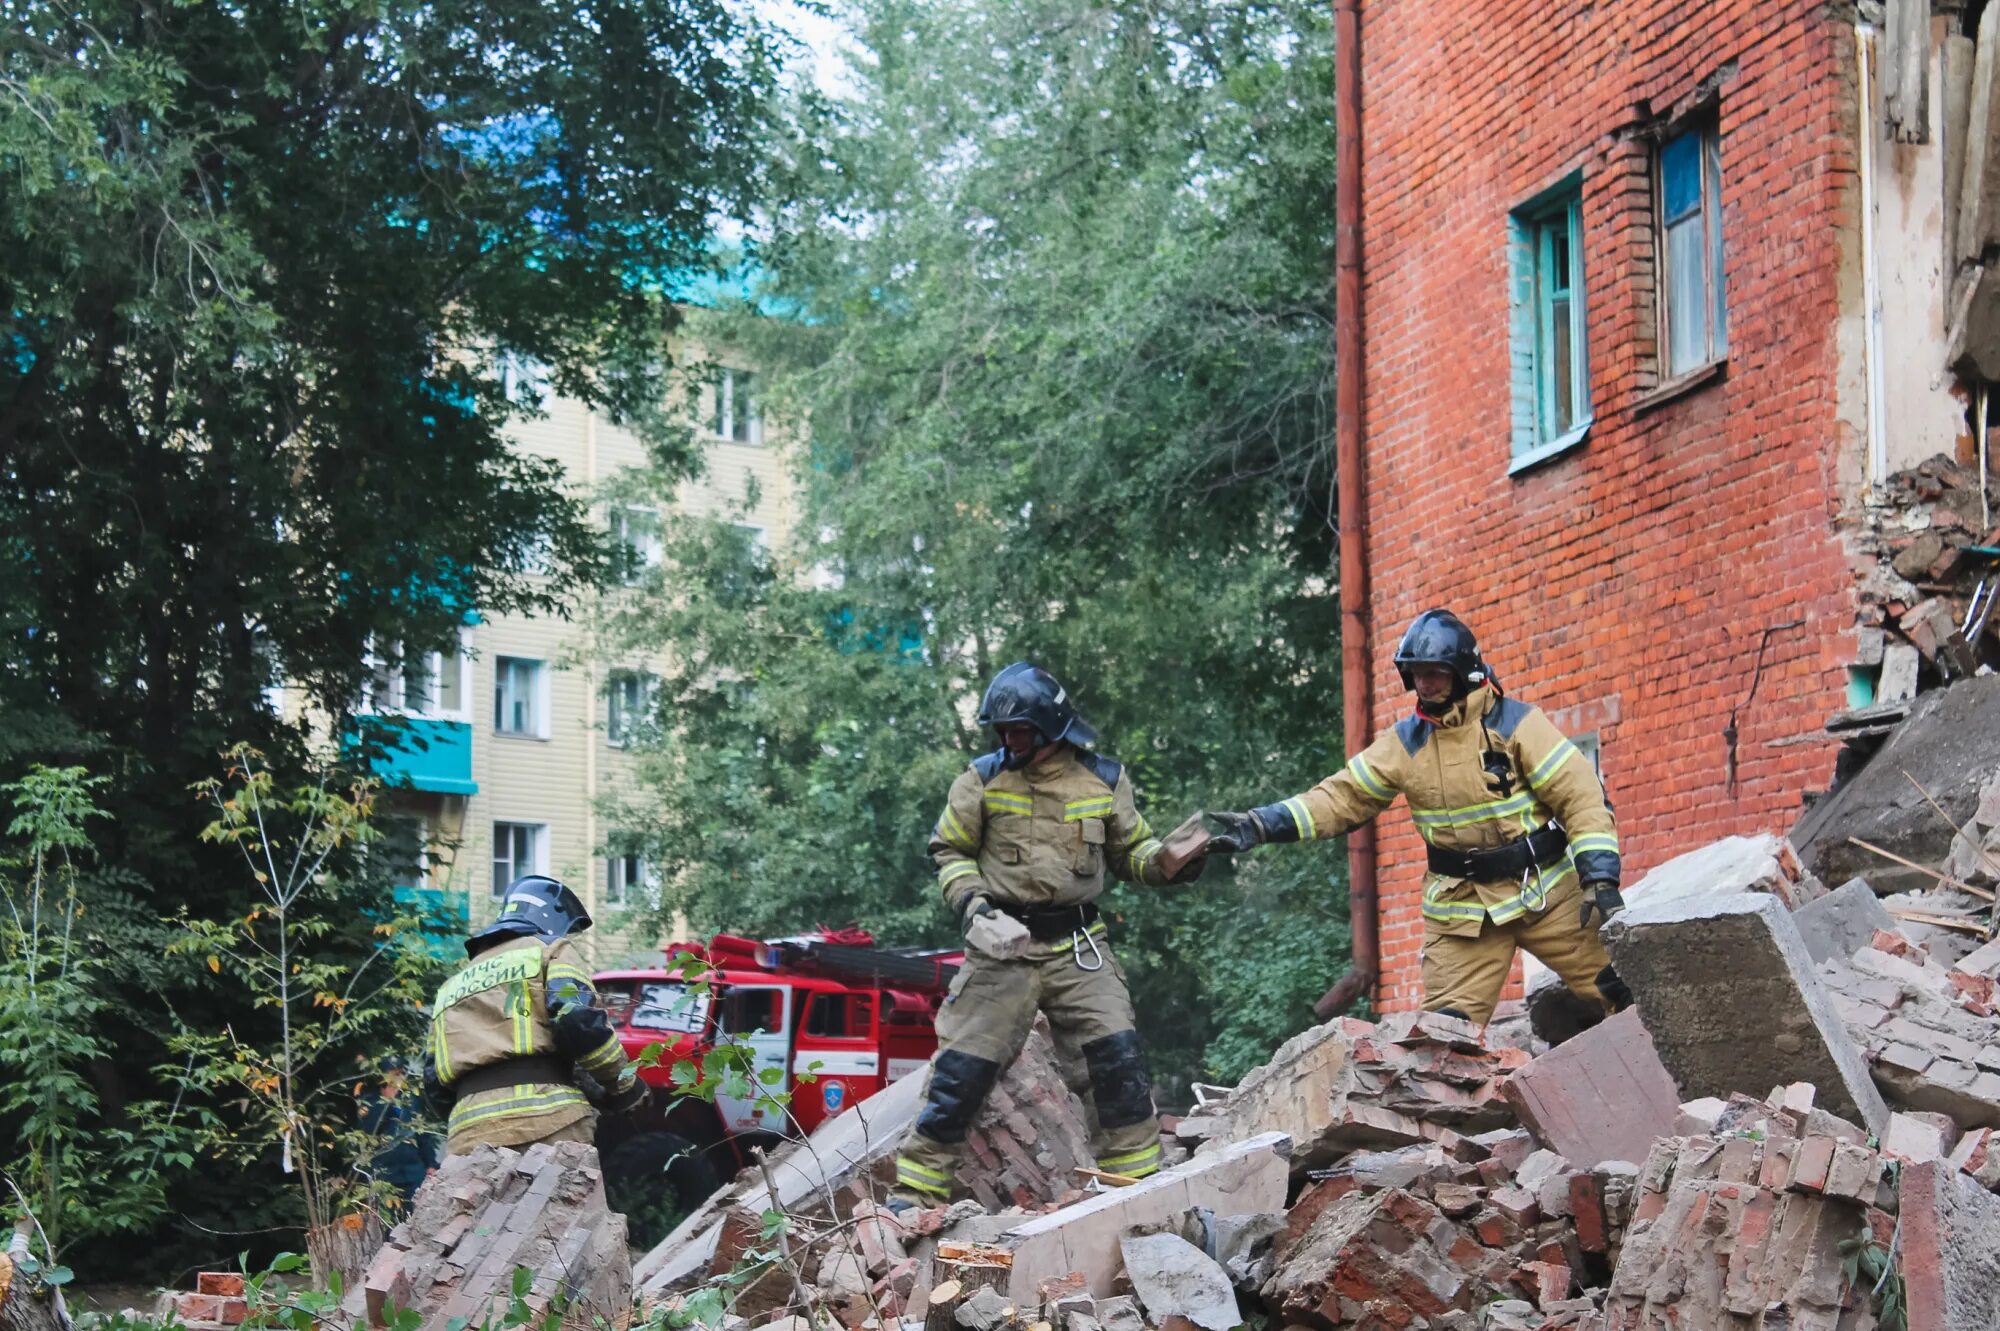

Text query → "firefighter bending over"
[423,875,647,1153]
[1211,610,1629,1026]
[893,663,1205,1204]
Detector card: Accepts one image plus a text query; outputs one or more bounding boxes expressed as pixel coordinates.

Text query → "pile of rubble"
[331,679,2000,1331]
[343,1140,631,1331]
[1845,453,2000,717]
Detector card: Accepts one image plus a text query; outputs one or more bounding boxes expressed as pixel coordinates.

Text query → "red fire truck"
[590,930,961,1241]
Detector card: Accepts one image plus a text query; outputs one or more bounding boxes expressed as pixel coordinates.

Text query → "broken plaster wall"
[1836,17,1965,509]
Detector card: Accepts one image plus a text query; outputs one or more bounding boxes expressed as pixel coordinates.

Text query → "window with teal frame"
[1508,179,1591,472]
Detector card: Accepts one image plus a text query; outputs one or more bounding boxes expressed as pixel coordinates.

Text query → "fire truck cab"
[589,930,959,1243]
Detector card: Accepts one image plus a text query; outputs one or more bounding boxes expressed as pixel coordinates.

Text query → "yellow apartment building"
[357,348,796,967]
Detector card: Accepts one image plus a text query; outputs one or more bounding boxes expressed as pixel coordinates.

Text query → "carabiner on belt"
[1073,925,1105,972]
[1520,859,1550,914]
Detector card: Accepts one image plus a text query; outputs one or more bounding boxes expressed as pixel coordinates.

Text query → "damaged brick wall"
[1355,0,1865,1010]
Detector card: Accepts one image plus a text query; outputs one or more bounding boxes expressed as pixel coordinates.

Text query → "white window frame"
[610,505,664,582]
[711,368,763,446]
[606,670,656,748]
[491,820,548,898]
[604,846,653,910]
[360,632,472,722]
[493,655,550,739]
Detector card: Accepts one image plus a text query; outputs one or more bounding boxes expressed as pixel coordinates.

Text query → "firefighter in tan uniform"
[421,876,646,1154]
[1212,610,1628,1026]
[893,663,1204,1203]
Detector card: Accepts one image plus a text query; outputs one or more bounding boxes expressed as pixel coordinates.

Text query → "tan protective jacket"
[928,745,1172,920]
[1264,685,1620,938]
[426,935,630,1148]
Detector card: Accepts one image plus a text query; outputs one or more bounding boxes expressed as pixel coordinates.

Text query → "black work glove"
[1207,810,1268,855]
[602,1069,649,1117]
[1578,881,1625,930]
[1596,964,1634,1013]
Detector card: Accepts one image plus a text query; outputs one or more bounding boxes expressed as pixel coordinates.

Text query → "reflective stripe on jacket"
[928,745,1171,917]
[1267,685,1620,937]
[428,935,628,1146]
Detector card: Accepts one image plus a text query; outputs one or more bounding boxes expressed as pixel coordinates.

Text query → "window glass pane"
[1661,131,1702,223]
[436,646,462,713]
[1666,213,1708,375]
[1551,294,1574,434]
[710,373,729,438]
[632,982,711,1034]
[495,657,539,734]
[718,987,781,1035]
[733,373,759,443]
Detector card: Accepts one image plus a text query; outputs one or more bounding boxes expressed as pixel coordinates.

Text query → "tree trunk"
[921,1253,1011,1331]
[308,1212,384,1293]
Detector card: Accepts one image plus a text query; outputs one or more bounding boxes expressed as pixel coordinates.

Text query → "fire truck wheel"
[603,1130,722,1248]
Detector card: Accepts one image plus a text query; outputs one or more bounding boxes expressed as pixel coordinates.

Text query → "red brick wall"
[1357,1,1865,1010]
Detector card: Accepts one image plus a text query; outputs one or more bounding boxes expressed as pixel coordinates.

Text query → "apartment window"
[491,821,545,898]
[605,848,650,909]
[609,506,663,582]
[606,670,655,747]
[362,637,469,719]
[1656,122,1727,378]
[500,353,550,405]
[711,368,761,445]
[494,656,547,737]
[1508,181,1590,467]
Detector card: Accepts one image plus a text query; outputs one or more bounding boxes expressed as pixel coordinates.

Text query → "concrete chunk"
[1790,877,1899,963]
[1603,892,1889,1133]
[1622,833,1803,909]
[1901,1159,2000,1331]
[1001,1132,1290,1301]
[1117,1233,1239,1331]
[1500,1008,1681,1167]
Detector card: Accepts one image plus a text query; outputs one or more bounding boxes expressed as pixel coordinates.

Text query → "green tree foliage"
[607,0,1351,1087]
[0,0,778,1269]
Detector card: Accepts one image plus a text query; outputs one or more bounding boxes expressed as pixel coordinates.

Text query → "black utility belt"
[451,1054,573,1098]
[1426,823,1568,881]
[994,900,1101,941]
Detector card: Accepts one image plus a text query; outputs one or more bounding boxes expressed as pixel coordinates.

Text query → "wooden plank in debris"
[1826,698,1913,732]
[1947,33,1977,268]
[1884,0,1931,143]
[1958,3,2000,267]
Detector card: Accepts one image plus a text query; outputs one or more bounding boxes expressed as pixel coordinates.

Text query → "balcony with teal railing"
[349,715,478,796]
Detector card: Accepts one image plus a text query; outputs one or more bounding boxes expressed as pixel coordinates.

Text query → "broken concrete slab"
[1000,1133,1291,1302]
[1621,832,1807,910]
[1117,1233,1239,1331]
[1500,1009,1680,1168]
[1790,875,1898,963]
[1792,675,2000,893]
[1603,891,1889,1133]
[347,1141,629,1331]
[1901,1159,2000,1331]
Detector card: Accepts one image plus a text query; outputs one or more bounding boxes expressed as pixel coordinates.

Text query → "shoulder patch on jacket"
[1078,750,1123,790]
[1394,715,1433,756]
[1485,696,1532,739]
[971,750,1006,782]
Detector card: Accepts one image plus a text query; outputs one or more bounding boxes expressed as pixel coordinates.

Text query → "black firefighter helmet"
[1392,609,1489,705]
[466,875,593,956]
[977,662,1098,767]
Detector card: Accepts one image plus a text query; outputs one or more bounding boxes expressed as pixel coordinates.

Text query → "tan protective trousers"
[1420,877,1613,1026]
[447,1106,597,1156]
[895,931,1162,1199]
